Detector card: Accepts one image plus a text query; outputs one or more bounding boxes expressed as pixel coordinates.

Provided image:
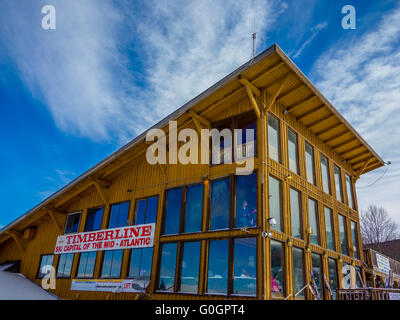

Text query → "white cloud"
[0,0,286,144]
[310,6,400,225]
[291,21,328,59]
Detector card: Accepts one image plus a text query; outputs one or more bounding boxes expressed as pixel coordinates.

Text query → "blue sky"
[1,0,400,228]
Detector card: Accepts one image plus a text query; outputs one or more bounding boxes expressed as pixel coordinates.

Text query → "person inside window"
[238,201,250,227]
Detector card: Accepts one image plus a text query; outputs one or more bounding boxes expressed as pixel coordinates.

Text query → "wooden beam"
[286,94,316,113]
[264,75,289,112]
[46,208,63,234]
[354,159,373,181]
[332,138,356,150]
[339,145,364,157]
[350,155,375,167]
[306,114,336,130]
[296,104,326,122]
[323,131,351,144]
[237,75,260,96]
[244,85,261,119]
[5,231,25,252]
[187,110,211,129]
[276,83,304,101]
[315,122,343,137]
[347,151,372,163]
[87,176,111,189]
[92,180,107,203]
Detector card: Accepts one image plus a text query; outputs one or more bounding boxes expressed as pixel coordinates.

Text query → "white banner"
[71,279,148,292]
[54,223,155,254]
[376,253,391,274]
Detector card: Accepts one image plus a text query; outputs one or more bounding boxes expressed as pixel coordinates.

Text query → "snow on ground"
[0,265,58,300]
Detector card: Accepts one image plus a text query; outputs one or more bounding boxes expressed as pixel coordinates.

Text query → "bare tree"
[360,205,398,244]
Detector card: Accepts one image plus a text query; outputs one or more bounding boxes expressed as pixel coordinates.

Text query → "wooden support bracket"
[264,75,289,112]
[45,207,63,234]
[5,231,25,252]
[187,110,211,129]
[354,159,373,181]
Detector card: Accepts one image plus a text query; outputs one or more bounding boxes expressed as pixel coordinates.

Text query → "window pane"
[163,188,183,235]
[290,188,302,239]
[77,252,96,278]
[324,207,335,251]
[305,142,315,184]
[328,258,338,291]
[311,253,323,299]
[271,240,284,298]
[339,215,349,256]
[292,247,305,299]
[210,179,230,230]
[320,155,331,194]
[233,238,257,296]
[85,207,104,232]
[158,243,177,291]
[235,174,257,228]
[135,199,147,225]
[334,165,343,202]
[308,198,319,245]
[355,266,363,288]
[236,120,257,158]
[38,255,54,278]
[207,240,229,294]
[288,129,299,174]
[101,250,123,278]
[184,184,203,233]
[65,212,81,234]
[180,241,201,293]
[145,196,158,224]
[109,201,130,228]
[345,174,355,209]
[269,176,282,231]
[351,221,360,259]
[268,114,280,162]
[57,253,74,278]
[129,247,153,280]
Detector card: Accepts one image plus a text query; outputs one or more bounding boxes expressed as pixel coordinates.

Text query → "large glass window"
[84,207,104,232]
[339,214,349,256]
[345,174,355,210]
[158,243,178,291]
[101,250,123,278]
[233,238,257,296]
[324,207,335,251]
[108,201,130,228]
[351,220,360,259]
[235,173,257,228]
[206,240,229,294]
[308,198,319,245]
[184,184,203,233]
[320,154,331,194]
[56,253,74,278]
[64,212,81,234]
[268,113,280,162]
[292,247,306,300]
[311,253,323,299]
[305,142,315,185]
[135,195,158,225]
[163,188,183,235]
[128,247,153,281]
[288,128,299,174]
[76,252,97,278]
[328,258,338,293]
[290,188,302,239]
[37,254,54,278]
[235,116,257,158]
[179,241,201,293]
[270,240,284,298]
[269,176,282,232]
[210,178,230,230]
[334,165,343,202]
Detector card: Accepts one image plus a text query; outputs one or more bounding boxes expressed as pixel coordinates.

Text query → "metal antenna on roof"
[252,0,257,58]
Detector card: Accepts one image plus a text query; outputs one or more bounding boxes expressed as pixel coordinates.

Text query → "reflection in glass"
[184,184,203,233]
[210,179,230,230]
[38,255,54,278]
[76,252,96,278]
[163,188,183,235]
[324,207,335,251]
[351,221,360,259]
[334,165,343,202]
[305,142,315,184]
[129,247,153,280]
[328,258,338,291]
[136,196,159,225]
[108,201,130,228]
[233,238,256,296]
[308,198,319,245]
[290,188,302,239]
[235,174,257,228]
[180,242,201,293]
[345,174,355,209]
[311,253,323,298]
[339,215,349,256]
[271,240,284,297]
[57,253,74,278]
[85,207,104,231]
[268,114,280,162]
[288,128,299,174]
[101,250,123,278]
[269,176,282,231]
[320,154,331,194]
[207,240,229,294]
[158,243,178,291]
[64,212,81,234]
[292,247,305,299]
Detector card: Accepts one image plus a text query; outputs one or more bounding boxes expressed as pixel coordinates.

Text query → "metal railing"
[337,288,400,300]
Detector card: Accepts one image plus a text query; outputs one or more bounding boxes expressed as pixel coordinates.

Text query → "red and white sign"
[53,223,155,254]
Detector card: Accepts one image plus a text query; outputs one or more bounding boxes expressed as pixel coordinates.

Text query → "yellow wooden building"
[0,44,384,300]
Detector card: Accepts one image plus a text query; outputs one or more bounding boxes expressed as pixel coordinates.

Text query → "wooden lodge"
[0,44,385,300]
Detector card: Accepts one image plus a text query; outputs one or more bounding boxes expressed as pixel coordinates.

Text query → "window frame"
[127,247,154,280]
[75,251,97,279]
[333,164,344,203]
[133,194,160,225]
[287,126,300,175]
[304,141,316,185]
[345,173,356,210]
[63,211,82,234]
[84,206,104,232]
[289,186,303,239]
[108,200,131,229]
[270,239,286,299]
[292,246,306,300]
[56,253,75,279]
[268,174,283,232]
[324,206,336,252]
[338,214,349,256]
[267,112,281,163]
[36,254,55,279]
[100,249,124,279]
[307,197,320,245]
[320,153,331,195]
